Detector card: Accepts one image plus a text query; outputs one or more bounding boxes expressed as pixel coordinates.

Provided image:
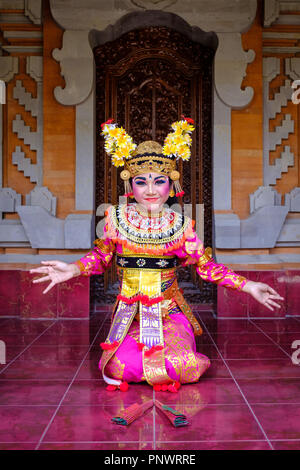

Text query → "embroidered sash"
[100,300,138,386]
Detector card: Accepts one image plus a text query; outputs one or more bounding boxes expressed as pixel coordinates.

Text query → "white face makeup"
[132,172,171,213]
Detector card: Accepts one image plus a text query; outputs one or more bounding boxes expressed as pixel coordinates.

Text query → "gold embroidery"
[163,319,209,383]
[196,247,213,268]
[231,275,247,290]
[105,355,125,380]
[162,279,203,336]
[125,151,177,179]
[74,260,86,273]
[93,238,115,253]
[100,301,138,381]
[143,347,172,386]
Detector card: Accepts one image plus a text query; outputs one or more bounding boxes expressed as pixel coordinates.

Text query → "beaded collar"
[108,203,192,247]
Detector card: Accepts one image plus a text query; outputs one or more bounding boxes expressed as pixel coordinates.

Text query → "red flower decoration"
[106,385,117,391]
[100,341,119,350]
[119,381,129,392]
[101,118,114,129]
[144,344,164,357]
[174,381,181,390]
[181,115,195,124]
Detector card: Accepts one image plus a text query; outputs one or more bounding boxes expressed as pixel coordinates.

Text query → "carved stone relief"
[264,0,300,27]
[127,0,177,8]
[246,52,300,248]
[12,78,43,185]
[24,0,42,25]
[214,33,255,109]
[52,30,94,106]
[50,1,256,109]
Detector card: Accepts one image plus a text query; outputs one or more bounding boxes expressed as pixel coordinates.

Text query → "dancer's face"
[132,172,171,213]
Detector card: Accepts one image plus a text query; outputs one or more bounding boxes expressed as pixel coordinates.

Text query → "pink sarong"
[101,310,210,384]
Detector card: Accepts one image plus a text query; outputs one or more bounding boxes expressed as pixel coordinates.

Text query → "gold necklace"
[135,203,163,218]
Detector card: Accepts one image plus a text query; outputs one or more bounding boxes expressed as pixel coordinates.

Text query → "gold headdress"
[101,116,195,197]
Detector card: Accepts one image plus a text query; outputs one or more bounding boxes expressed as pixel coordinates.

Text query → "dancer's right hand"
[29,261,81,294]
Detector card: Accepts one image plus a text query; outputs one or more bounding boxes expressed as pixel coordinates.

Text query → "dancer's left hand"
[242,281,284,311]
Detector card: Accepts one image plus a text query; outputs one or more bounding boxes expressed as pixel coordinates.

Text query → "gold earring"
[169,189,175,197]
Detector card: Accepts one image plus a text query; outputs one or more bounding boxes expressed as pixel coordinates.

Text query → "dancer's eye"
[155,179,167,185]
[134,181,146,186]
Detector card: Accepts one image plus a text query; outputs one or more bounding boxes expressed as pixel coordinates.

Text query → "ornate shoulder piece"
[104,204,119,238]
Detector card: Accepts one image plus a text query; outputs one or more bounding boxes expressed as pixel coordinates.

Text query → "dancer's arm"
[174,231,283,311]
[29,223,116,293]
[175,232,247,290]
[30,260,82,294]
[72,236,115,277]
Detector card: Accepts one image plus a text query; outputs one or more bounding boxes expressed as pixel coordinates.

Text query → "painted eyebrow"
[133,176,168,182]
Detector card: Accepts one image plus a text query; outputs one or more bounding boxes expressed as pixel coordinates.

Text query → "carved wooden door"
[93,26,216,305]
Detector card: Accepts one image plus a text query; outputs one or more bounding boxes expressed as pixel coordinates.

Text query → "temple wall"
[222,1,300,270]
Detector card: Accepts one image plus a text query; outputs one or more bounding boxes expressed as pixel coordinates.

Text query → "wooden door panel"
[92,27,215,305]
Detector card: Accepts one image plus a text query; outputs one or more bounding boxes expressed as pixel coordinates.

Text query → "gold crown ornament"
[100,115,195,198]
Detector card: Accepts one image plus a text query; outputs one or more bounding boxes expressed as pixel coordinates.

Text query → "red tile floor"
[1,310,300,450]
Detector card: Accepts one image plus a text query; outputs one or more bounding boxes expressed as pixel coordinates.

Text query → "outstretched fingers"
[41,260,59,264]
[266,286,284,300]
[29,260,61,294]
[265,298,281,309]
[42,280,56,294]
[32,275,51,284]
[264,302,274,311]
[29,261,61,273]
[30,267,50,274]
[269,294,284,302]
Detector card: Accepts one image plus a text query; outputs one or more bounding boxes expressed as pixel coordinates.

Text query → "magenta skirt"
[100,311,210,384]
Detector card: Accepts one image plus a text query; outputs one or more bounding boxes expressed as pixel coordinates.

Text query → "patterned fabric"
[74,238,115,277]
[104,312,210,384]
[75,203,248,386]
[116,254,177,270]
[173,236,247,290]
[161,277,176,292]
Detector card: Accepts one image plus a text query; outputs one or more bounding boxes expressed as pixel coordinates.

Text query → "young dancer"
[30,118,283,392]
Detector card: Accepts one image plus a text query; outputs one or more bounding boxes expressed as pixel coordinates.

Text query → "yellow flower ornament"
[100,116,195,198]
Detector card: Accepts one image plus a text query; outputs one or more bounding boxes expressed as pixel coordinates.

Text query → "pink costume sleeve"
[73,223,115,277]
[173,231,247,290]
